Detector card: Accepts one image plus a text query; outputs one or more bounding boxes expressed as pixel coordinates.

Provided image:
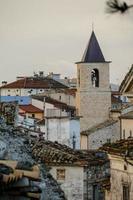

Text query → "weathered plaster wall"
[108,155,133,200]
[69,119,80,149]
[50,166,84,200]
[48,92,75,106]
[46,117,80,149]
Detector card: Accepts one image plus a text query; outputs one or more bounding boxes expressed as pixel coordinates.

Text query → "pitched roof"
[119,65,133,93]
[80,31,106,63]
[19,104,43,113]
[100,138,133,157]
[32,95,76,111]
[0,77,68,89]
[81,119,118,135]
[31,140,107,166]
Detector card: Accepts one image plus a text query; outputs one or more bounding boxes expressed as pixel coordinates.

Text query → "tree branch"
[106,0,133,14]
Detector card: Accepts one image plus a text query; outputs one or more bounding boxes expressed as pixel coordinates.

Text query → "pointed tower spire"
[81,31,106,63]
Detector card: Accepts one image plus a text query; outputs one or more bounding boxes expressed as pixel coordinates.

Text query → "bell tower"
[76,31,111,132]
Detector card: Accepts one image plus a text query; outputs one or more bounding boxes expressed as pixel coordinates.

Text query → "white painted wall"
[50,166,84,200]
[70,119,80,149]
[46,118,70,144]
[32,98,44,110]
[1,88,46,96]
[46,117,80,149]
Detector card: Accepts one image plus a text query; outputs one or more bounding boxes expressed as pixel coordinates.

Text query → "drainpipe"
[120,117,122,140]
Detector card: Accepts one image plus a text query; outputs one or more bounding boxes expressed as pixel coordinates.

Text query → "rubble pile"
[0,126,66,200]
[0,160,41,199]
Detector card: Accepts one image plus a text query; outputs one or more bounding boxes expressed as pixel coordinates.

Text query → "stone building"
[81,119,120,149]
[31,138,133,200]
[76,31,111,132]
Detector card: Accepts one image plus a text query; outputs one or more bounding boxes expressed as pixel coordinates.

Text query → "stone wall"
[76,62,111,132]
[88,121,120,149]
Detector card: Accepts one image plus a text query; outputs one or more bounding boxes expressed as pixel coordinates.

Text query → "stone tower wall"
[76,62,111,132]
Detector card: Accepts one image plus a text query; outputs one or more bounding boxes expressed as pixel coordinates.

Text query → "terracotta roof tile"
[0,77,68,89]
[19,105,43,113]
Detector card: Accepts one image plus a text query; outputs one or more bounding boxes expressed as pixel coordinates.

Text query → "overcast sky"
[0,0,133,84]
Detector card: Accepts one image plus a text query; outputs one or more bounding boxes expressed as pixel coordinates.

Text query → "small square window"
[57,169,65,180]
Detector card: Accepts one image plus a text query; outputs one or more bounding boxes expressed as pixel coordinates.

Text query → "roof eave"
[75,61,111,64]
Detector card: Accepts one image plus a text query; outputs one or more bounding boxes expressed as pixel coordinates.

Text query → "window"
[56,169,65,180]
[107,138,111,143]
[59,96,61,100]
[123,129,125,139]
[91,69,99,88]
[130,130,132,137]
[32,113,35,118]
[123,185,130,200]
[78,69,80,86]
[8,90,10,92]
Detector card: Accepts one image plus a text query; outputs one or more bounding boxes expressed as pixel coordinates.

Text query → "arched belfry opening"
[91,68,99,87]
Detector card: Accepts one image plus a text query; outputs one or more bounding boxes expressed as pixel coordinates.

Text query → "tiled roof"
[100,138,133,157]
[79,31,106,63]
[31,140,107,166]
[19,104,43,113]
[0,77,68,89]
[81,119,118,135]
